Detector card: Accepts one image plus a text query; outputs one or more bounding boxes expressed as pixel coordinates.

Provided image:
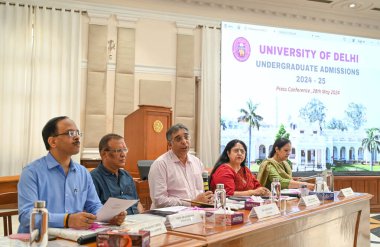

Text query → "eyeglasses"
[105,148,129,154]
[231,148,246,155]
[53,130,83,137]
[172,134,191,143]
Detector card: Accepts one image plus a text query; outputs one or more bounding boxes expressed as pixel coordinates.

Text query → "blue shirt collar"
[46,152,77,172]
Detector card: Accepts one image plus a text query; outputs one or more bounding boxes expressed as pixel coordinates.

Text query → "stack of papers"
[122,214,167,237]
[48,227,107,242]
[225,198,245,210]
[144,206,188,217]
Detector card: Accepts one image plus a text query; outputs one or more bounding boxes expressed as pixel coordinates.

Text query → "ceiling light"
[349,3,357,8]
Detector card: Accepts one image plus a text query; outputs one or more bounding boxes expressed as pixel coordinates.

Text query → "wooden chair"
[0,192,18,236]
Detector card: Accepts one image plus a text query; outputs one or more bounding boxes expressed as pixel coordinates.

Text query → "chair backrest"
[0,192,17,209]
[0,192,18,236]
[137,160,154,180]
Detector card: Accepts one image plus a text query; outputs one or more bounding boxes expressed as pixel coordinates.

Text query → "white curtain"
[0,4,82,176]
[0,3,33,176]
[28,7,82,163]
[197,27,221,168]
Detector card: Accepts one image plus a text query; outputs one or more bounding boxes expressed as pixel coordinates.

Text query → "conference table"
[2,192,370,246]
[79,192,372,247]
[168,192,372,247]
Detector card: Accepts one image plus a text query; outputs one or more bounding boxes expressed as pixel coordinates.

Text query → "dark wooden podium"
[124,105,172,178]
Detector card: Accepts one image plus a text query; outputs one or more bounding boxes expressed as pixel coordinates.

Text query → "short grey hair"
[166,123,189,142]
[99,133,124,153]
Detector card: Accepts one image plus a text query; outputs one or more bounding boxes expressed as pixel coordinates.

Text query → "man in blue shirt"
[91,134,144,214]
[18,116,126,233]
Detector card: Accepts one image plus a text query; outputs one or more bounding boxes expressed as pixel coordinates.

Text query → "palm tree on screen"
[238,100,263,168]
[362,128,380,171]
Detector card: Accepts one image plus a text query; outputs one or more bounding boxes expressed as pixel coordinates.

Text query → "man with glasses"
[91,133,144,214]
[148,123,213,209]
[18,116,126,233]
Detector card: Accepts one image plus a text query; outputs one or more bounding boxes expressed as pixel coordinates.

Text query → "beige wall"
[136,20,178,68]
[73,0,380,158]
[80,14,202,158]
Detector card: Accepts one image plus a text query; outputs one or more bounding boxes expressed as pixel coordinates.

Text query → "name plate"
[338,187,355,197]
[129,219,167,237]
[167,211,202,229]
[251,203,280,220]
[298,195,321,207]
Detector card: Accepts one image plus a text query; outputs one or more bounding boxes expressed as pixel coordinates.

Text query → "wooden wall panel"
[352,180,365,193]
[366,179,378,205]
[334,176,379,212]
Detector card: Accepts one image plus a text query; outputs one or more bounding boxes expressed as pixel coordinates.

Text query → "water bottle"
[322,169,334,192]
[214,184,226,209]
[328,169,334,192]
[299,184,309,197]
[30,201,48,247]
[314,177,324,192]
[271,178,281,203]
[314,176,325,203]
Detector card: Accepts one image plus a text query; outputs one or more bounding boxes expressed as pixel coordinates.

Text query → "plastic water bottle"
[214,184,226,209]
[315,177,324,192]
[30,201,48,247]
[314,176,325,203]
[271,178,281,203]
[299,184,309,197]
[323,169,334,192]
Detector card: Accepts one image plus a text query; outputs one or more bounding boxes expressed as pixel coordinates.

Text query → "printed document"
[96,197,138,222]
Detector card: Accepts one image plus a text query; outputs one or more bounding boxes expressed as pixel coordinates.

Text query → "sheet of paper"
[96,197,138,222]
[0,236,29,247]
[123,213,166,225]
[226,202,245,210]
[153,206,188,212]
[48,239,82,247]
[281,189,300,194]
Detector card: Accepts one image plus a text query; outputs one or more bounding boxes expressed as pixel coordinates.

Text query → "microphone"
[202,171,209,192]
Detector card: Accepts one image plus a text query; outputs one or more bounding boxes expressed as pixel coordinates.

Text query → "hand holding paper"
[109,211,127,226]
[67,212,96,229]
[96,198,138,222]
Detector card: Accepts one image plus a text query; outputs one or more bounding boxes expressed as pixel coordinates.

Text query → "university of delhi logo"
[232,37,251,62]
